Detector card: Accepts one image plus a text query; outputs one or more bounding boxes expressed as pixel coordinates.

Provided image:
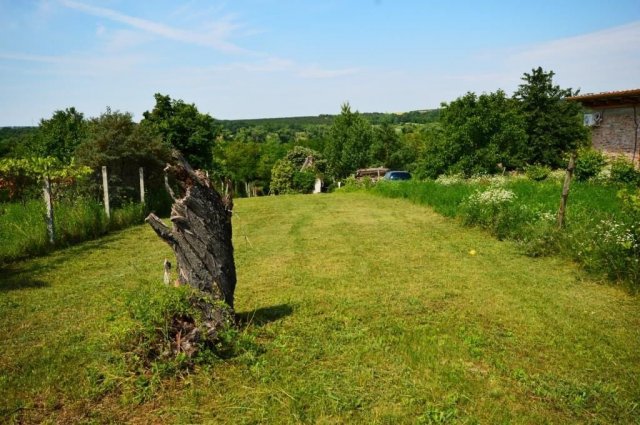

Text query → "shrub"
[575,149,606,181]
[525,164,551,181]
[435,174,465,186]
[292,170,317,193]
[340,175,375,192]
[609,156,640,185]
[576,217,640,286]
[460,187,530,239]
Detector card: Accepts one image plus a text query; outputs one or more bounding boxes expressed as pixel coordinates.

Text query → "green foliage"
[0,156,92,201]
[426,90,527,177]
[76,108,170,207]
[269,158,296,194]
[513,67,589,168]
[525,164,552,181]
[325,103,374,178]
[460,186,532,240]
[292,170,316,193]
[417,68,588,178]
[269,146,324,194]
[574,148,606,181]
[372,176,639,287]
[142,93,218,170]
[0,127,37,158]
[609,156,640,185]
[32,107,87,162]
[122,285,239,402]
[0,197,146,264]
[370,123,402,168]
[339,175,377,193]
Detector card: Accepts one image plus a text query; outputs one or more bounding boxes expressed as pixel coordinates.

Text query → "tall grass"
[0,198,147,264]
[371,178,639,288]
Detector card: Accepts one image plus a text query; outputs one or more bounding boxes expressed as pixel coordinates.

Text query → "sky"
[1,0,639,126]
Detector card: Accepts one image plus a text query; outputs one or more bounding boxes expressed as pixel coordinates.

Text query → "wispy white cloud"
[0,51,147,77]
[420,20,640,103]
[59,0,250,54]
[491,21,640,93]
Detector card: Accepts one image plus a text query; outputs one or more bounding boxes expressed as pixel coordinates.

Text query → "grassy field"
[370,178,640,287]
[1,192,639,423]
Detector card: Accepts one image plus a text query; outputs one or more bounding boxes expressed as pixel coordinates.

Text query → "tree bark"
[146,151,237,308]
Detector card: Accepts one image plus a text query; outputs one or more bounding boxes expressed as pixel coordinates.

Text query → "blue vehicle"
[383,171,412,181]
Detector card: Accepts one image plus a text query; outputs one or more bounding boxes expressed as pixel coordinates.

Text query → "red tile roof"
[567,89,640,108]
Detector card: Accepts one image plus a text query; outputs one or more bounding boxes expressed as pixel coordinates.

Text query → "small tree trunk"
[146,151,237,308]
[557,153,576,229]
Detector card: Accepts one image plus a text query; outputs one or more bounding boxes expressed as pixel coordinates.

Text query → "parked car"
[383,171,412,181]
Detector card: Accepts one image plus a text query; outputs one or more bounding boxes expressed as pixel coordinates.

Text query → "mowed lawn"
[1,192,639,424]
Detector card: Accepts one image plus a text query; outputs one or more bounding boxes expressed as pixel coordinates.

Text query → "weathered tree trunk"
[146,151,237,308]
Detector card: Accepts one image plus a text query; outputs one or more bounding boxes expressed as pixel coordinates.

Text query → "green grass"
[371,178,639,287]
[0,199,146,264]
[1,192,639,423]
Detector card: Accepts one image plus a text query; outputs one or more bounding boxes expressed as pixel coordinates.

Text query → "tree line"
[0,67,587,201]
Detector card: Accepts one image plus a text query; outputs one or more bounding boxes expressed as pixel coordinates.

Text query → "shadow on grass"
[236,303,294,328]
[0,267,49,292]
[0,231,128,292]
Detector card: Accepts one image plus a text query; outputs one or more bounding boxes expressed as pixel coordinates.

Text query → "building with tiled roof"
[567,89,640,165]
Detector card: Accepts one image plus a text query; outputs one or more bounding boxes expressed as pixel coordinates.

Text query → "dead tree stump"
[146,151,237,309]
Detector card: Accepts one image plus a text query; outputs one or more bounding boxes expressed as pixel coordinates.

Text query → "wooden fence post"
[557,153,576,229]
[42,177,55,245]
[102,166,110,219]
[139,167,145,204]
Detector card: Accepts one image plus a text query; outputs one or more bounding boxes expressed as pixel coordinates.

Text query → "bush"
[609,156,640,185]
[460,187,531,239]
[575,149,606,181]
[340,175,375,192]
[292,170,317,193]
[576,217,640,287]
[525,164,551,181]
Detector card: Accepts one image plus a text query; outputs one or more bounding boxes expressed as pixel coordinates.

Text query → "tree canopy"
[416,67,588,177]
[325,103,374,178]
[141,94,218,170]
[514,67,588,168]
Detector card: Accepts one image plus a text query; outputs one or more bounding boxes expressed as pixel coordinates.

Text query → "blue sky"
[1,0,639,125]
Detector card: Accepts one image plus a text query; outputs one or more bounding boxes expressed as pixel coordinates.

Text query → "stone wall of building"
[589,106,639,165]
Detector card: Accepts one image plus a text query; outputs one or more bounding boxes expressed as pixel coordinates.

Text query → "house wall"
[589,106,639,164]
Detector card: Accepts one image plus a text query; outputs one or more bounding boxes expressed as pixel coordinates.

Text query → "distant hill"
[219,109,440,131]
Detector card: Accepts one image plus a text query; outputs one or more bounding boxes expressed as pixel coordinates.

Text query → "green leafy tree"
[30,107,87,162]
[270,159,296,194]
[370,123,402,168]
[76,108,170,206]
[325,103,374,178]
[513,67,588,167]
[270,146,325,194]
[0,127,38,158]
[426,90,527,176]
[141,94,217,170]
